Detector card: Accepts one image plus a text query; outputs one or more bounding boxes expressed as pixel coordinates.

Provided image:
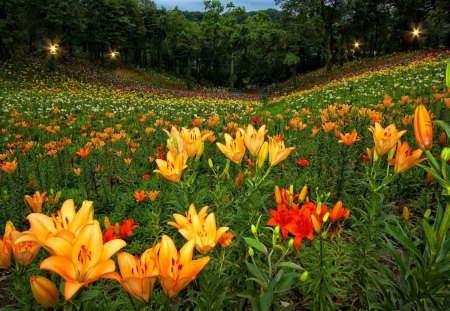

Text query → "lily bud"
[208,158,213,169]
[425,172,434,187]
[234,171,244,188]
[30,276,59,308]
[316,202,322,215]
[439,132,447,148]
[104,216,111,230]
[402,206,410,221]
[414,105,433,150]
[311,214,321,234]
[274,186,281,205]
[441,147,450,162]
[424,209,431,219]
[195,142,204,161]
[288,238,294,249]
[257,141,269,168]
[300,271,309,282]
[274,225,280,237]
[323,212,329,223]
[248,247,254,258]
[251,224,257,235]
[289,185,294,206]
[298,185,308,203]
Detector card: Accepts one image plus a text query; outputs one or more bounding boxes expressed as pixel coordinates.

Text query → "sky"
[154,0,279,11]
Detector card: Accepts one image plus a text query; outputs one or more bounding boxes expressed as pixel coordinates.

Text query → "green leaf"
[277,262,303,270]
[259,286,273,311]
[244,237,267,253]
[273,272,296,293]
[79,289,101,302]
[433,120,450,139]
[422,219,437,258]
[245,261,269,283]
[386,225,424,266]
[446,62,450,88]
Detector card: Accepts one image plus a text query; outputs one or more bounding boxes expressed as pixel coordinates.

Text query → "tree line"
[0,0,449,88]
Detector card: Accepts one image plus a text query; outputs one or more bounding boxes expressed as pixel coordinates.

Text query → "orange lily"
[154,151,188,183]
[15,199,94,251]
[157,235,210,298]
[24,191,47,213]
[338,130,360,146]
[1,160,17,174]
[147,190,160,201]
[328,201,350,223]
[40,221,126,300]
[369,123,406,157]
[414,105,433,150]
[6,221,40,267]
[114,246,160,304]
[268,137,295,167]
[134,190,146,203]
[178,212,229,254]
[394,141,425,174]
[168,204,209,230]
[218,232,234,248]
[30,276,59,308]
[76,147,91,159]
[240,124,267,157]
[0,221,14,269]
[216,131,246,165]
[179,127,211,159]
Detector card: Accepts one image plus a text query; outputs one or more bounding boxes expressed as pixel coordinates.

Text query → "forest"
[1,0,449,88]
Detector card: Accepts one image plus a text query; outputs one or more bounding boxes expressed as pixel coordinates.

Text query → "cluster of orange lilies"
[0,199,232,307]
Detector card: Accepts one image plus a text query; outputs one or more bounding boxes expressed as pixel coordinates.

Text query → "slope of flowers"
[0,52,449,310]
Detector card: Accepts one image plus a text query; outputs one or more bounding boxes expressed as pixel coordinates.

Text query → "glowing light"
[354,41,360,49]
[110,51,118,59]
[412,28,420,37]
[49,44,58,55]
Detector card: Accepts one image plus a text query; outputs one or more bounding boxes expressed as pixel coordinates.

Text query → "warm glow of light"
[110,51,118,59]
[412,28,420,37]
[354,41,360,49]
[49,44,58,55]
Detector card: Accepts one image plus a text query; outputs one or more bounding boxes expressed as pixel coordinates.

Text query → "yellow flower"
[157,236,210,298]
[268,137,295,167]
[168,204,209,230]
[369,123,406,157]
[178,212,229,254]
[15,200,94,252]
[6,221,40,267]
[394,141,425,174]
[179,127,211,159]
[216,131,246,165]
[30,276,59,308]
[40,221,126,300]
[24,191,47,213]
[240,124,267,157]
[114,246,160,304]
[154,152,188,183]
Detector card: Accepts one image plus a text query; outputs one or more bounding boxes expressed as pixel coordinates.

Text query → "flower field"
[1,52,450,310]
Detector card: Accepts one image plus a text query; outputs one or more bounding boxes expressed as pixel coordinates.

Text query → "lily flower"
[369,123,406,157]
[178,212,229,254]
[1,160,17,174]
[328,201,350,223]
[179,127,211,159]
[338,130,360,146]
[114,245,160,304]
[6,221,40,267]
[15,200,94,252]
[0,221,15,269]
[394,141,425,174]
[414,105,433,150]
[40,221,126,300]
[216,132,246,165]
[168,204,209,230]
[268,137,295,167]
[157,236,210,298]
[154,151,188,183]
[240,124,267,157]
[24,191,47,213]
